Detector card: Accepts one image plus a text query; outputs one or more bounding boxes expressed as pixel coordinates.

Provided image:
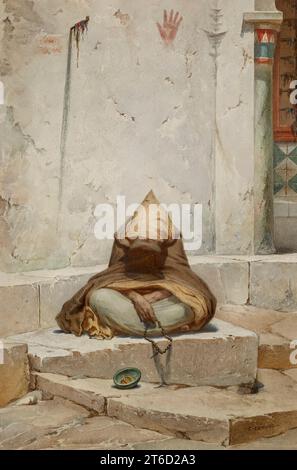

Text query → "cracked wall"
[215,0,255,254]
[0,0,255,272]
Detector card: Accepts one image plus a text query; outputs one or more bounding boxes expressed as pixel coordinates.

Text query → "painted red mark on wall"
[39,35,62,54]
[157,10,183,46]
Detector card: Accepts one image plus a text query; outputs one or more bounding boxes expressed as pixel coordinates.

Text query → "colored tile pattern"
[274,143,297,198]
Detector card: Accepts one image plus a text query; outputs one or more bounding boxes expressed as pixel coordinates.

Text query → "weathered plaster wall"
[255,0,279,10]
[0,0,255,272]
[215,0,255,254]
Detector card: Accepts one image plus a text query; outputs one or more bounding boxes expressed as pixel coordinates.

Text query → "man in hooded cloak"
[56,191,216,340]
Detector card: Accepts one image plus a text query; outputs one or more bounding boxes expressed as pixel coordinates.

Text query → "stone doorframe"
[244,0,283,254]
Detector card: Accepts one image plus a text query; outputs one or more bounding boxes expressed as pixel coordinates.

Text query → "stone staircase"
[1,255,297,448]
[1,304,297,448]
[6,319,258,387]
[32,369,297,446]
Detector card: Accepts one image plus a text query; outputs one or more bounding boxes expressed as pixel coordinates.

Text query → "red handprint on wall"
[157,10,183,46]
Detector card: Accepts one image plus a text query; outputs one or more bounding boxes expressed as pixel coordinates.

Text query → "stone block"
[190,257,249,305]
[108,370,297,445]
[0,343,29,407]
[35,370,297,446]
[0,282,39,337]
[250,256,297,312]
[217,305,297,370]
[35,373,108,414]
[258,333,294,369]
[8,319,258,388]
[0,397,89,449]
[216,304,288,334]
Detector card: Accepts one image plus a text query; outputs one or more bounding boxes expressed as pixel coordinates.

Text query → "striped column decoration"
[255,28,277,64]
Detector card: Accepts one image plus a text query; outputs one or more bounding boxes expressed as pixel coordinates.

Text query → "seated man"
[56,192,216,344]
[89,282,195,338]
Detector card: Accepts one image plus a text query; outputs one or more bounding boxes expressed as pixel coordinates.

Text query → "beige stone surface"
[25,417,168,450]
[190,259,249,305]
[283,369,297,382]
[0,343,29,407]
[232,427,297,450]
[250,259,297,312]
[0,397,90,450]
[35,372,132,414]
[8,319,258,387]
[131,439,224,450]
[216,304,288,333]
[217,304,297,370]
[34,368,297,446]
[258,333,294,369]
[0,266,105,336]
[2,390,297,450]
[0,400,167,450]
[36,372,230,445]
[0,284,39,337]
[35,371,157,398]
[270,316,297,341]
[108,392,230,444]
[108,369,297,445]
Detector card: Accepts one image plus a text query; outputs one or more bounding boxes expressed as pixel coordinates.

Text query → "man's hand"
[144,289,171,304]
[126,291,157,325]
[134,297,157,324]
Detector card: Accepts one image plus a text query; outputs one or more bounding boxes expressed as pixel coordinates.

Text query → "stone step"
[7,319,258,388]
[2,253,297,337]
[0,395,202,450]
[0,397,90,450]
[0,343,29,407]
[217,305,297,370]
[34,369,297,446]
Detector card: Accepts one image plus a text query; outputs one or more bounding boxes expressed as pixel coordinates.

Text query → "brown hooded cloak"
[56,192,217,338]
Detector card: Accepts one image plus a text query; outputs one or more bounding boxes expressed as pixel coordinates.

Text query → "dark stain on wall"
[58,17,90,226]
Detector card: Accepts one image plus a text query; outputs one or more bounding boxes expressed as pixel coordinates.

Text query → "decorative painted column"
[254,27,277,254]
[244,11,283,254]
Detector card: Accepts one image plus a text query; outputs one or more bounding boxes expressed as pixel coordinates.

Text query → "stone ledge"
[250,260,297,312]
[8,319,258,388]
[0,265,106,336]
[2,254,297,337]
[0,397,90,449]
[243,11,283,26]
[217,305,297,370]
[34,369,297,446]
[0,284,39,337]
[0,397,171,450]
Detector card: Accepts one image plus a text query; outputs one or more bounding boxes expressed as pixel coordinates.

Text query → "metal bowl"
[113,367,141,389]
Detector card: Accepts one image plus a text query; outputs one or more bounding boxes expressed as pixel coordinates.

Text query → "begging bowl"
[113,367,142,389]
